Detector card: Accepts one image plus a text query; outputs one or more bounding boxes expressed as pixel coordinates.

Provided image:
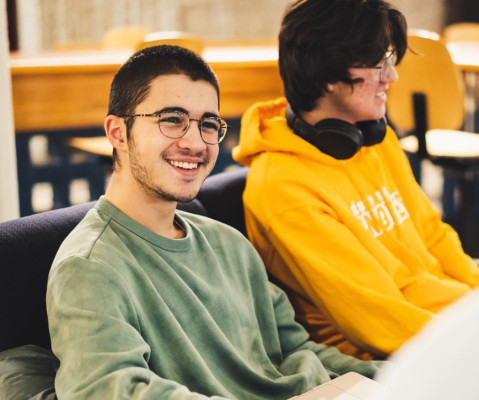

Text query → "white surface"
[371,290,479,400]
[400,129,479,157]
[291,372,380,400]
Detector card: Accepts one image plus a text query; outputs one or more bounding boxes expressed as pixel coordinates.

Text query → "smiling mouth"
[168,160,199,170]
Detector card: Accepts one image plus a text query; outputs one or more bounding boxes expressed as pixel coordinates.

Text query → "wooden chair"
[387,30,465,154]
[442,22,479,132]
[102,26,154,50]
[135,31,205,54]
[386,29,479,256]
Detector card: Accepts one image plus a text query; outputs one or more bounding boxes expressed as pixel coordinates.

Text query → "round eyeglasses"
[122,111,228,144]
[351,50,398,83]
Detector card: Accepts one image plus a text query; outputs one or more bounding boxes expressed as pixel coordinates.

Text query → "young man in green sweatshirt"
[46,45,382,399]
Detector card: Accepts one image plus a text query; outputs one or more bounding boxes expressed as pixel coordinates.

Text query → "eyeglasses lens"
[158,112,226,144]
[380,52,397,82]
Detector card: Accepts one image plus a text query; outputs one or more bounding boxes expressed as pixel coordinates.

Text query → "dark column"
[7,0,18,51]
[445,0,479,25]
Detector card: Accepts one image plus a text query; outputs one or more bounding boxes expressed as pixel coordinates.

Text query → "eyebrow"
[154,107,220,119]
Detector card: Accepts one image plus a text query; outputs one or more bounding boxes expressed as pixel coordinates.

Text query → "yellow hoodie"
[233,98,479,359]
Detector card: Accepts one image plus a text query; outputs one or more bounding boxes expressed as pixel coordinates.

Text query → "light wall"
[392,0,445,33]
[17,0,445,52]
[1,0,20,221]
[17,0,290,51]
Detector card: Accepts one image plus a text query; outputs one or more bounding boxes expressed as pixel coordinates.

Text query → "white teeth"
[169,160,198,169]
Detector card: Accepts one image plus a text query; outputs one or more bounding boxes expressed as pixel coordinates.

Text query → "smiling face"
[119,74,220,203]
[324,56,399,124]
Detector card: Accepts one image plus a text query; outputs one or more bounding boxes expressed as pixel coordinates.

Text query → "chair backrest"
[102,26,154,50]
[443,22,479,43]
[197,167,248,235]
[386,29,465,135]
[135,31,205,54]
[0,167,248,352]
[0,202,96,352]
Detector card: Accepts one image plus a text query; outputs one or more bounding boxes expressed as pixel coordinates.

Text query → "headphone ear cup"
[285,104,364,160]
[313,119,363,160]
[285,103,386,160]
[356,117,387,146]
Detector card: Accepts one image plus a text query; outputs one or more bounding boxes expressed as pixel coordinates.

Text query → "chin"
[169,187,202,203]
[377,107,387,119]
[157,188,196,203]
[175,193,199,203]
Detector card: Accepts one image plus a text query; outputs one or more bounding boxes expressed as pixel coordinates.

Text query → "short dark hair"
[107,45,220,167]
[279,0,407,113]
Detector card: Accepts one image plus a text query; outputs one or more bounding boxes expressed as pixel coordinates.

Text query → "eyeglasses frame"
[121,111,228,145]
[350,50,397,83]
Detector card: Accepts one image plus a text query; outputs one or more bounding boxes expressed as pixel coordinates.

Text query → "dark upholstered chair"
[0,167,248,354]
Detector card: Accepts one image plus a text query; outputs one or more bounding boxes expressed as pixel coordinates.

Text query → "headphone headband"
[285,104,386,160]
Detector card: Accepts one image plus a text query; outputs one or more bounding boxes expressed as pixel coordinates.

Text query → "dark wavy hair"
[107,45,219,168]
[279,0,407,113]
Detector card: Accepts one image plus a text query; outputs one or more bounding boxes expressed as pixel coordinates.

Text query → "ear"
[326,83,334,92]
[105,115,128,152]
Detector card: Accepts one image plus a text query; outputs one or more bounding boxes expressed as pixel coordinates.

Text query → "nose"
[177,120,207,151]
[385,64,399,83]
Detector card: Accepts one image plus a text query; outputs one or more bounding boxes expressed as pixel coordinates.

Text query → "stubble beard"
[128,141,211,203]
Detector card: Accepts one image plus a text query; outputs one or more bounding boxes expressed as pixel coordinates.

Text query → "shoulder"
[48,209,129,303]
[53,207,111,263]
[380,126,404,152]
[49,207,140,306]
[178,210,247,241]
[178,210,264,263]
[373,126,414,168]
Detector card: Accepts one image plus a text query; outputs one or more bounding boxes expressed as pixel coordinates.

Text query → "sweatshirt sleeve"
[387,131,479,288]
[409,174,479,288]
[47,257,230,400]
[270,283,384,378]
[266,206,436,357]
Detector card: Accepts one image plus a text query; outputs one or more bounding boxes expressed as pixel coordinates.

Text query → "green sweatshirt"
[47,197,381,400]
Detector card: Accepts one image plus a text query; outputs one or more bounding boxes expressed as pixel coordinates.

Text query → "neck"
[105,171,184,239]
[301,108,354,126]
[300,95,356,126]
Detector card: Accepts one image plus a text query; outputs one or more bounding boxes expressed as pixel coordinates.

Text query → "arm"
[408,172,479,287]
[270,283,384,379]
[387,132,479,288]
[47,257,230,400]
[267,206,434,357]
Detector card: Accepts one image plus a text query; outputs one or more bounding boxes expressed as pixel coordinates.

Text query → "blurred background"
[6,0,466,52]
[3,0,479,254]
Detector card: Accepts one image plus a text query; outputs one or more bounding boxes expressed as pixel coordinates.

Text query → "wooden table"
[10,42,479,133]
[447,41,479,74]
[10,45,283,132]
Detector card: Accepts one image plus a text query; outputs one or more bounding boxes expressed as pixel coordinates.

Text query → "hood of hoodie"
[233,97,391,168]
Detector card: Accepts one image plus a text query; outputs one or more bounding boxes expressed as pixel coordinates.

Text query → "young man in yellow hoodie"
[233,0,479,360]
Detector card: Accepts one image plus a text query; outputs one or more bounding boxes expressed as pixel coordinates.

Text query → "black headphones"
[285,103,387,160]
